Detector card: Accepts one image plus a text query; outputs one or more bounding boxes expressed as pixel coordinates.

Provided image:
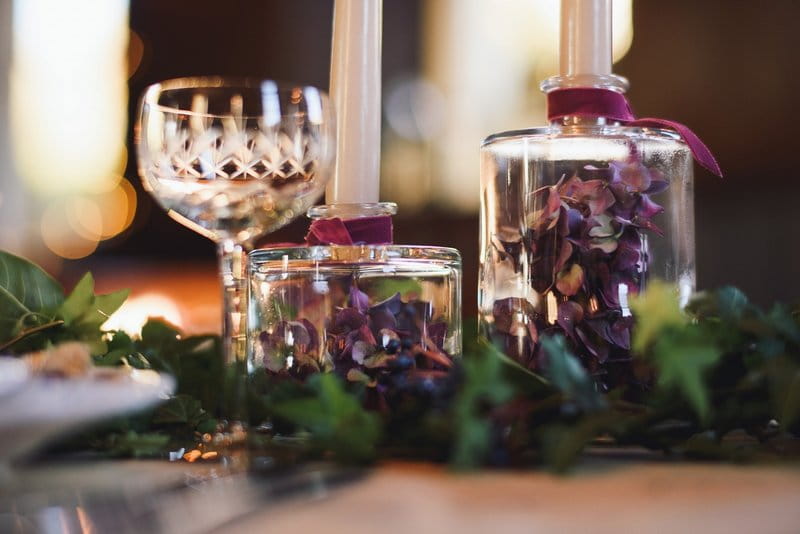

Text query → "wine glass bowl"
[137,77,335,243]
[135,77,335,433]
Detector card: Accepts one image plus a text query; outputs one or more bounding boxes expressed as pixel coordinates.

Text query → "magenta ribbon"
[547,88,722,177]
[305,215,394,246]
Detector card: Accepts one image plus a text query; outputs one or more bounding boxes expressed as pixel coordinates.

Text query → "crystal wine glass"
[136,77,335,424]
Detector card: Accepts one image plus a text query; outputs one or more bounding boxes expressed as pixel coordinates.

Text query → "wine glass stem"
[218,239,249,422]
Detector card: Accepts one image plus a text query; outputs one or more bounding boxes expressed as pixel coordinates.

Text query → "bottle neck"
[541,73,630,128]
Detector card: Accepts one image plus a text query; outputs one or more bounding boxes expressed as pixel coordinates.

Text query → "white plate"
[0,358,175,462]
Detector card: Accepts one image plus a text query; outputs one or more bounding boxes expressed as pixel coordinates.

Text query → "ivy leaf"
[630,280,687,353]
[105,431,171,458]
[59,272,95,323]
[152,394,208,427]
[0,251,64,347]
[541,412,619,472]
[716,286,749,321]
[451,337,514,470]
[765,357,800,429]
[272,374,381,463]
[56,273,129,355]
[651,329,721,419]
[540,334,606,412]
[81,288,129,329]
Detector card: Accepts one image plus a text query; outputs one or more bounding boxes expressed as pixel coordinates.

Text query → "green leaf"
[651,330,721,419]
[60,273,95,323]
[451,337,514,470]
[765,357,800,428]
[716,286,749,320]
[540,334,606,412]
[105,431,171,458]
[541,412,619,472]
[81,289,129,328]
[141,319,181,349]
[152,394,207,426]
[272,374,381,463]
[0,251,64,346]
[630,280,686,353]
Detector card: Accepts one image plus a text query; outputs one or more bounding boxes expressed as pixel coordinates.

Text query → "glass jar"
[478,76,694,391]
[248,206,462,387]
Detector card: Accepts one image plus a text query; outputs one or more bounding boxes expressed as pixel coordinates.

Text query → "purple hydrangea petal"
[636,194,665,218]
[615,160,652,192]
[632,216,664,237]
[300,318,319,354]
[566,208,584,236]
[332,307,367,333]
[426,322,448,351]
[609,317,632,350]
[369,307,397,331]
[644,179,669,195]
[555,263,585,297]
[555,239,574,273]
[351,340,373,364]
[556,301,584,340]
[370,292,403,315]
[613,230,642,272]
[348,284,370,312]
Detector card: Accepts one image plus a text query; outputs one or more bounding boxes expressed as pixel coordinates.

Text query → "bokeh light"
[40,200,100,259]
[9,0,130,260]
[103,293,185,336]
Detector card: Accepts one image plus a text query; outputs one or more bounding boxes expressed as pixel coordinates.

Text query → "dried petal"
[588,214,616,238]
[573,179,616,215]
[370,292,403,315]
[555,240,574,273]
[426,322,448,351]
[556,263,585,296]
[589,237,618,254]
[352,340,373,364]
[556,301,584,339]
[615,160,652,192]
[615,229,644,271]
[632,216,664,237]
[332,307,367,333]
[348,284,369,312]
[369,307,397,331]
[300,318,319,354]
[636,194,664,218]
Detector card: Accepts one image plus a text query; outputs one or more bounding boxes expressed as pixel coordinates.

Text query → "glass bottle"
[478,74,694,391]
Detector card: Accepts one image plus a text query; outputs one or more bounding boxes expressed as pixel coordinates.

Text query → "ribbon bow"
[547,88,722,177]
[305,215,393,246]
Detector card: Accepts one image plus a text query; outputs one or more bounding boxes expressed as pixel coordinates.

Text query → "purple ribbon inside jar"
[547,87,722,178]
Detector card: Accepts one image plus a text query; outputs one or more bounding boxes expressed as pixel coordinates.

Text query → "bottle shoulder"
[482,125,685,149]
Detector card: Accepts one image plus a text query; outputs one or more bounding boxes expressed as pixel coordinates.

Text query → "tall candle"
[327,0,382,204]
[560,0,612,76]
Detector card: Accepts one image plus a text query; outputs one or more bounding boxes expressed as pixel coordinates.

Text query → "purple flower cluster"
[260,285,453,388]
[491,155,667,389]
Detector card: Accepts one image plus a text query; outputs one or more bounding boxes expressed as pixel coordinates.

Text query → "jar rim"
[249,245,462,265]
[482,125,684,148]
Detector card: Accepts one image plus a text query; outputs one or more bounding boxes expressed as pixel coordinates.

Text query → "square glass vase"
[248,245,462,385]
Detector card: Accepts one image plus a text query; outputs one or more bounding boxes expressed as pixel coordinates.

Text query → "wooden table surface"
[6,456,798,534]
[226,460,800,534]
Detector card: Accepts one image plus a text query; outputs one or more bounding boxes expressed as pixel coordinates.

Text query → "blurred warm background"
[0,0,797,335]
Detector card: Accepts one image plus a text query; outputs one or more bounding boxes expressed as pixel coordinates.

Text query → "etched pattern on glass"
[152,117,322,188]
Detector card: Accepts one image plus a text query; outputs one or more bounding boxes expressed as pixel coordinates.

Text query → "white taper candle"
[560,0,612,76]
[327,0,382,204]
